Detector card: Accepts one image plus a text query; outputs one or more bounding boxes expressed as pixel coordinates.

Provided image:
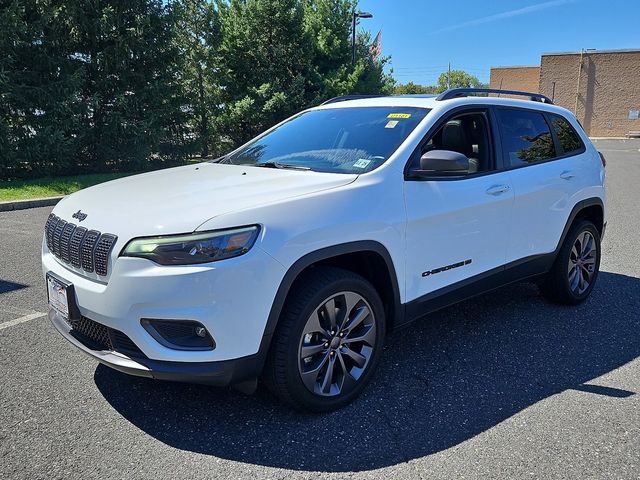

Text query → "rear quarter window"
[549,114,585,156]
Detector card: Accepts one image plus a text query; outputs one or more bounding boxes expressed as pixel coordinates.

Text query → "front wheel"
[264,267,386,412]
[541,220,601,305]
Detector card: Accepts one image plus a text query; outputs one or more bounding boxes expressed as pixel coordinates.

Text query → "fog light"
[141,319,215,351]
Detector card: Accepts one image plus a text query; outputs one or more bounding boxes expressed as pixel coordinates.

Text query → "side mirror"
[417,150,469,176]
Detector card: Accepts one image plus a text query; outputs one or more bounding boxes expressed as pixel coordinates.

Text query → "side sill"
[401,253,554,326]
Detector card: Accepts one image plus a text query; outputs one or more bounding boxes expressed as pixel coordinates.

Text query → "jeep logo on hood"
[72,210,88,222]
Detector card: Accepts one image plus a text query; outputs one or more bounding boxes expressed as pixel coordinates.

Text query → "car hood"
[52,163,357,238]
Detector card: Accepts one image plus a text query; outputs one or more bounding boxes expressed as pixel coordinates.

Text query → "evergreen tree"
[173,0,222,158]
[217,0,313,147]
[303,0,394,99]
[1,0,396,179]
[65,0,186,171]
[216,0,394,148]
[0,0,84,178]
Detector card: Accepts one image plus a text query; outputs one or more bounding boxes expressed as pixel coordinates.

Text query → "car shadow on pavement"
[94,271,639,472]
[0,280,28,294]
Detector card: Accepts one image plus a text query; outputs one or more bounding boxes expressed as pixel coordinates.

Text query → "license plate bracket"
[46,272,81,322]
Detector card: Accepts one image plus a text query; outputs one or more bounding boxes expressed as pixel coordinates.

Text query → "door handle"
[560,170,575,180]
[486,185,511,196]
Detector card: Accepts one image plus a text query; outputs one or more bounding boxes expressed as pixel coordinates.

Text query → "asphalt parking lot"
[1,139,638,479]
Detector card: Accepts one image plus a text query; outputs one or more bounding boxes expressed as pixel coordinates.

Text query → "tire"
[541,220,601,305]
[263,266,386,412]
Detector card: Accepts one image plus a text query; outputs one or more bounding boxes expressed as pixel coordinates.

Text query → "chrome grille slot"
[80,230,100,273]
[52,219,67,257]
[69,227,87,268]
[94,234,117,276]
[45,214,59,249]
[60,223,76,263]
[44,215,117,277]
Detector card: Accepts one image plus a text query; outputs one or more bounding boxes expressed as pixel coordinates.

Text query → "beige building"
[490,49,640,137]
[489,66,540,95]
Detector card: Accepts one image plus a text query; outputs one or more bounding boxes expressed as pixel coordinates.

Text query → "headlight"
[121,226,260,265]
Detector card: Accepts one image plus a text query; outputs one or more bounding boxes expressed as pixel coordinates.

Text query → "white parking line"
[599,149,640,152]
[0,312,47,331]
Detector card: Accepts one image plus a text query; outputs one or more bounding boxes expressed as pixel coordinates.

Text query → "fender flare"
[254,240,402,365]
[553,197,605,255]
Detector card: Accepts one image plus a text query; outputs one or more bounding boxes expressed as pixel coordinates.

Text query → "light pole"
[351,11,373,66]
[574,48,596,116]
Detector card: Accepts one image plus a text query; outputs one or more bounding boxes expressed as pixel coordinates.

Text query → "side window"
[496,108,557,167]
[417,111,492,174]
[550,114,585,156]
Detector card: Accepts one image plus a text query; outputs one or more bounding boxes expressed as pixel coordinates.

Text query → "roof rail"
[321,95,387,105]
[436,88,553,104]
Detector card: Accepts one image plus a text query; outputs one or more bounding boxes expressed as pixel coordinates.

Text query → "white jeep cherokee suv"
[42,88,606,411]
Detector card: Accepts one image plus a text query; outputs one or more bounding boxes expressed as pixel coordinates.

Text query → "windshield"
[219,107,430,174]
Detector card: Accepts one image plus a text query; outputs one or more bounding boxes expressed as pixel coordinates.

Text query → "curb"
[0,196,64,212]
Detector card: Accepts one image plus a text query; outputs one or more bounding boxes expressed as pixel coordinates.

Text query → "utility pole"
[447,62,451,89]
[574,49,585,116]
[574,48,595,117]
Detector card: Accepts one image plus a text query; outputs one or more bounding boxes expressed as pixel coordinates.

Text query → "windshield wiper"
[208,155,227,163]
[255,161,311,171]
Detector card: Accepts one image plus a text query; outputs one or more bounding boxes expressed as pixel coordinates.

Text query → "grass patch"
[0,172,138,202]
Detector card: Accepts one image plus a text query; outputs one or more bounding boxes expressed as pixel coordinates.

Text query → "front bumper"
[42,237,286,364]
[49,308,263,385]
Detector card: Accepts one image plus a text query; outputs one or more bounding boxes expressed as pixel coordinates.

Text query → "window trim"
[404,105,504,181]
[492,105,587,172]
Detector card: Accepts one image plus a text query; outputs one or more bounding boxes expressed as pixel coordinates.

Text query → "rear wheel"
[541,220,601,305]
[264,267,385,412]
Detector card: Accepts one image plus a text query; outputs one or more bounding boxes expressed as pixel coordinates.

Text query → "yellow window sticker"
[385,120,399,129]
[387,113,412,119]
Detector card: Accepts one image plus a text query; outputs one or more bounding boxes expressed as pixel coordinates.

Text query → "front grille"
[69,316,147,359]
[45,214,58,247]
[70,316,112,350]
[45,214,117,277]
[52,219,67,257]
[109,329,146,357]
[69,227,87,268]
[60,223,76,262]
[81,230,100,273]
[94,234,118,276]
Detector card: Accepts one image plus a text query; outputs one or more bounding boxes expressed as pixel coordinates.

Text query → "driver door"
[404,107,514,305]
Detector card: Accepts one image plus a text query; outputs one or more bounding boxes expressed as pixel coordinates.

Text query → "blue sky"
[357,0,640,85]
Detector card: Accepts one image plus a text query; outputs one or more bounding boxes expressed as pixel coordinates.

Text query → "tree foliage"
[0,0,394,179]
[393,82,438,95]
[173,0,222,157]
[437,69,483,91]
[394,69,487,96]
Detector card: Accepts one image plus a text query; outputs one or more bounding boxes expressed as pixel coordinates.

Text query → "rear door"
[403,107,514,302]
[495,107,589,263]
